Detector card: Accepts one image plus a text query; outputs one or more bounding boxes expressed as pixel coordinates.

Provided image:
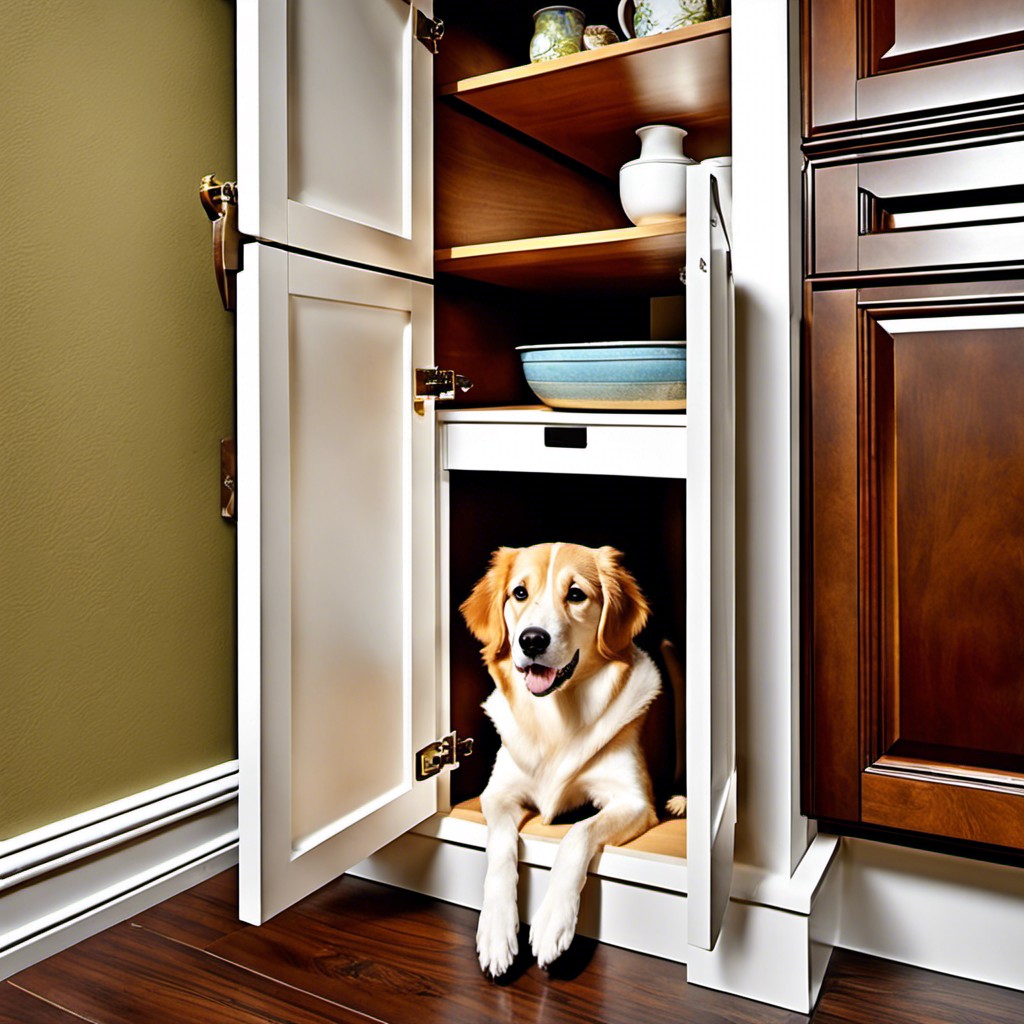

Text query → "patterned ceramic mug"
[530,7,586,62]
[617,0,715,37]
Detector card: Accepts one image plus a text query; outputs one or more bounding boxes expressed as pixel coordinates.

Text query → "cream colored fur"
[461,542,663,976]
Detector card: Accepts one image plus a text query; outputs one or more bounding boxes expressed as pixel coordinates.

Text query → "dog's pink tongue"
[525,665,557,694]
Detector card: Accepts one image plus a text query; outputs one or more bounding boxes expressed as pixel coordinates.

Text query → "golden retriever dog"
[461,542,664,977]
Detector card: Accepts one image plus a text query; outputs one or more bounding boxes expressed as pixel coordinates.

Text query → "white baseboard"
[352,831,690,963]
[687,834,842,1013]
[0,761,239,980]
[352,828,841,1001]
[835,836,1024,993]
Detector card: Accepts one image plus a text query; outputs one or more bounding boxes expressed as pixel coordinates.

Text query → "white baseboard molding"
[835,836,1024,994]
[353,828,843,1011]
[688,835,842,1013]
[0,761,239,980]
[351,831,690,963]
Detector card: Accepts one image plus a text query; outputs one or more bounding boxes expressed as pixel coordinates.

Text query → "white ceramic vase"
[619,125,695,226]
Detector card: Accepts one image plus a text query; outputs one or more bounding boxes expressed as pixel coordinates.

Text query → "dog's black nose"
[519,627,551,657]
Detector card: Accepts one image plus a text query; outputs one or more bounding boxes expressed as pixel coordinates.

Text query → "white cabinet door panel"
[686,167,737,951]
[237,0,433,279]
[237,245,438,923]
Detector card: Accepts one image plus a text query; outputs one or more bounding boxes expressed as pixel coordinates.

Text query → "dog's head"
[460,543,649,697]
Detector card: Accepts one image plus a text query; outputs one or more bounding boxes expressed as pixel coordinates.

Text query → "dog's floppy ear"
[460,547,519,661]
[596,546,650,658]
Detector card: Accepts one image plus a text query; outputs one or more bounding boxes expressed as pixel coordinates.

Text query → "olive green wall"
[0,0,236,840]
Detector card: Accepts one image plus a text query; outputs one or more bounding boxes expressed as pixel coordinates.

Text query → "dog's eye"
[512,586,528,601]
[566,587,587,604]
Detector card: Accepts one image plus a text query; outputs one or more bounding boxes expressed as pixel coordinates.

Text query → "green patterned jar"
[618,0,716,38]
[530,7,585,63]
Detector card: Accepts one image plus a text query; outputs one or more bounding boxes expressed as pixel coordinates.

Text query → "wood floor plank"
[0,983,91,1024]
[813,950,1024,1024]
[10,922,378,1024]
[11,868,1024,1024]
[130,866,245,950]
[207,874,803,1024]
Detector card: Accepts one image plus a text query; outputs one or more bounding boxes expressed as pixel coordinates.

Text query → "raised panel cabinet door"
[858,306,1024,849]
[806,283,1024,849]
[804,0,1024,134]
[237,0,433,279]
[236,245,438,923]
[686,167,737,951]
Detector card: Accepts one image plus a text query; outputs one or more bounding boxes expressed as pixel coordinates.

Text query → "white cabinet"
[234,0,737,964]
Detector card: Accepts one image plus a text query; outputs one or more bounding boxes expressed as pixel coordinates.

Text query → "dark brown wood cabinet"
[804,0,1024,138]
[802,1,1024,853]
[806,280,1024,847]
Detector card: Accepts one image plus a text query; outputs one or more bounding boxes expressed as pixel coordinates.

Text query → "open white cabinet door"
[237,0,434,279]
[236,247,438,924]
[686,167,737,951]
[234,0,439,925]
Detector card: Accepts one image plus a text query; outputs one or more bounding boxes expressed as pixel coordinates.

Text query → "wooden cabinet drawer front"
[443,421,686,479]
[805,0,1024,135]
[810,139,1024,276]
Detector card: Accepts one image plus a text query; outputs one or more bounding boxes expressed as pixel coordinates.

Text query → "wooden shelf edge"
[449,797,687,859]
[435,220,685,264]
[438,407,688,427]
[439,17,731,98]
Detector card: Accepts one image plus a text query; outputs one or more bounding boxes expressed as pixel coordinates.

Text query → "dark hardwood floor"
[4,868,1024,1023]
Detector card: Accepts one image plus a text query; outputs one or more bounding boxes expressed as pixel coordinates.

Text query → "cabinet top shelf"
[435,221,685,292]
[440,18,731,177]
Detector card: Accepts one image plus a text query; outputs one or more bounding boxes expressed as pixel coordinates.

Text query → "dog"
[461,541,670,977]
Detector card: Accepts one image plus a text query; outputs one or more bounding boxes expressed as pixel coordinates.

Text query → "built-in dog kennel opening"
[445,470,687,861]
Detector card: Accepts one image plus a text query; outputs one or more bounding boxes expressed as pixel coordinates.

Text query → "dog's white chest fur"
[482,646,661,822]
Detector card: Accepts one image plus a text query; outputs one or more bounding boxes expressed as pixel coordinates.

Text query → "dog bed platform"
[449,797,687,858]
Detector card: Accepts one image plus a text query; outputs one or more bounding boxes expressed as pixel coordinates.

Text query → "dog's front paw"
[529,891,579,969]
[477,900,519,978]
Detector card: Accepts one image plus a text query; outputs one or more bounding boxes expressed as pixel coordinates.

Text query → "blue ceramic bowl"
[516,341,686,410]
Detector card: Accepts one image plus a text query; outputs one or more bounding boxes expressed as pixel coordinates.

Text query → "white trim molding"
[835,838,1024,994]
[352,829,841,1012]
[0,761,239,980]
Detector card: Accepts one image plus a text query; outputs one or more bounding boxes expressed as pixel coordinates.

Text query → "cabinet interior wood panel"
[434,103,626,250]
[434,277,648,410]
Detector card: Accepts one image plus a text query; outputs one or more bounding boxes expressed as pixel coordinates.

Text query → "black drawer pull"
[544,426,587,449]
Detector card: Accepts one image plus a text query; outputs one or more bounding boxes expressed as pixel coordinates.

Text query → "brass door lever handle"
[200,174,241,312]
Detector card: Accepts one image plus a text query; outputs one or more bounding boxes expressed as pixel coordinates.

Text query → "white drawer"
[442,420,686,479]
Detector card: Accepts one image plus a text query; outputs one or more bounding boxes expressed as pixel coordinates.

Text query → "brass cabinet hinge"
[416,731,474,781]
[414,367,474,415]
[415,9,445,54]
[200,174,242,311]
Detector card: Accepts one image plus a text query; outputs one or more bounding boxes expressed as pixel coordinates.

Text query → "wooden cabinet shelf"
[435,220,685,292]
[441,18,732,177]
